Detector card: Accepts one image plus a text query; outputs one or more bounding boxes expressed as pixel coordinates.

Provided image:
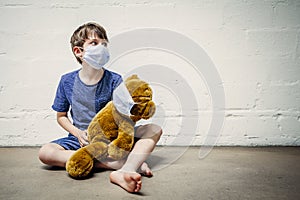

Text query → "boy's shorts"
[51,126,142,151]
[51,134,81,150]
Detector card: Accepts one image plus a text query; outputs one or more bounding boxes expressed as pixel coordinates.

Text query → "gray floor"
[0,147,299,200]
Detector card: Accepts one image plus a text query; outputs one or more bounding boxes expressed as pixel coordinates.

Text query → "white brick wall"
[0,0,299,146]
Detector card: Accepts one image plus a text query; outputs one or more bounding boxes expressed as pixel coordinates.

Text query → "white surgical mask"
[112,82,135,116]
[83,44,110,70]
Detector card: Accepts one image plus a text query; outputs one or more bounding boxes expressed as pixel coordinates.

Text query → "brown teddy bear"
[66,75,156,178]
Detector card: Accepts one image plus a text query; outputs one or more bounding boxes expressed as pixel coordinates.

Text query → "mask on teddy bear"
[112,82,135,116]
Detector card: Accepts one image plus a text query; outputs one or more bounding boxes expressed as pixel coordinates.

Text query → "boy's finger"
[82,140,89,146]
[83,135,88,141]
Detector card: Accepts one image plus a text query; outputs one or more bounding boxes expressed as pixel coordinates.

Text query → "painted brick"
[256,82,300,110]
[246,29,298,58]
[223,0,274,29]
[0,0,299,146]
[217,58,300,83]
[297,32,300,59]
[174,4,224,30]
[273,0,300,28]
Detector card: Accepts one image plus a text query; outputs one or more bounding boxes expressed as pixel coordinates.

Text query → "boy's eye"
[91,41,98,45]
[101,42,108,47]
[89,40,107,47]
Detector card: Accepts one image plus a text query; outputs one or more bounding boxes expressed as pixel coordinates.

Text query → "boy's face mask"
[82,44,110,70]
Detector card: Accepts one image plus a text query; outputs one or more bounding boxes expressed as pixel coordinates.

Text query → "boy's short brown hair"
[70,22,109,64]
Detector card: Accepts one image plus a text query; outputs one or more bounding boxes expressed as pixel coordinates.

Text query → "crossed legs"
[39,124,162,193]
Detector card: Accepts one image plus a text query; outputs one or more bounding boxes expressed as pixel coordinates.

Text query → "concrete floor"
[0,147,299,200]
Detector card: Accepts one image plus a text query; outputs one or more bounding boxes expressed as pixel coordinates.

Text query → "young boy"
[39,22,162,193]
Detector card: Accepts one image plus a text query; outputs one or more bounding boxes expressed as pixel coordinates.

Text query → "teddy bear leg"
[66,147,94,179]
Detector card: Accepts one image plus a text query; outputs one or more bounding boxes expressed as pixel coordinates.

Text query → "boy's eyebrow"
[88,38,106,42]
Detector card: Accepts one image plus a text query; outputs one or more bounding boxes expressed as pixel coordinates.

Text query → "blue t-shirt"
[52,68,122,131]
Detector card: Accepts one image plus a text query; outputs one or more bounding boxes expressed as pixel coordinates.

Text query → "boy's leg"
[39,143,75,168]
[39,135,81,168]
[109,124,162,193]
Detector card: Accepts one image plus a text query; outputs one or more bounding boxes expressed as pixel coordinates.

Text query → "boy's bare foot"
[110,170,142,193]
[139,162,153,177]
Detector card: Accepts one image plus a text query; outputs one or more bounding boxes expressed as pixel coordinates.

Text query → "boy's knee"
[38,145,50,164]
[138,124,162,142]
[153,125,163,142]
[38,144,59,164]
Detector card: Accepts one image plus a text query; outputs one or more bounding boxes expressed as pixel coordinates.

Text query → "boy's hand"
[77,130,89,147]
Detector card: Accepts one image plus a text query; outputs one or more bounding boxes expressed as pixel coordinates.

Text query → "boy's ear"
[73,46,83,58]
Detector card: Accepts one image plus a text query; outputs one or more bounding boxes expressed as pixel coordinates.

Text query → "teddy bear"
[66,75,156,178]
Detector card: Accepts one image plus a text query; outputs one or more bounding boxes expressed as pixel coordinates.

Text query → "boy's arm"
[56,112,89,147]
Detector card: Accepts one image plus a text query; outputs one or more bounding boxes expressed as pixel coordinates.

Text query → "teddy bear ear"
[125,74,139,81]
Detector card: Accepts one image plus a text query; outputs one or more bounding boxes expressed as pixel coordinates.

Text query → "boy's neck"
[79,63,104,85]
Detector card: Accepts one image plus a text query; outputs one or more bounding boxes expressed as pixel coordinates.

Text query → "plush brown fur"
[66,75,155,178]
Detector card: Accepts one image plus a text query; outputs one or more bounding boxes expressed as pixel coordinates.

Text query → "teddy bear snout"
[130,100,155,119]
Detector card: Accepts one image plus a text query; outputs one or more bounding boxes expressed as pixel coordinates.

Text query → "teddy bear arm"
[84,141,109,161]
[108,123,134,160]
